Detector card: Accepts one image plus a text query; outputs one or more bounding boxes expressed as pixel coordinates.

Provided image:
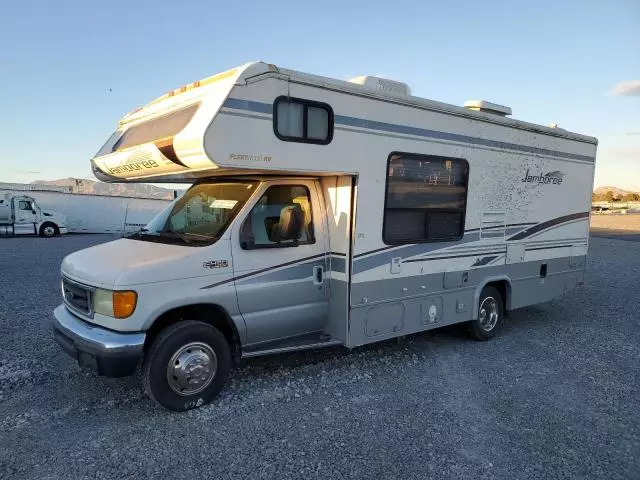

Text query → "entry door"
[14,198,37,225]
[231,180,329,346]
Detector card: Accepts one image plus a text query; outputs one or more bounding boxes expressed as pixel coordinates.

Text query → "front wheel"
[468,286,504,341]
[143,321,231,411]
[39,222,58,237]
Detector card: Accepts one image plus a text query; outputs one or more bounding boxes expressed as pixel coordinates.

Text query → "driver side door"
[14,198,38,230]
[231,180,329,347]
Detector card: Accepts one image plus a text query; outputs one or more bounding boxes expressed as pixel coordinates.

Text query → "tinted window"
[241,185,315,249]
[276,101,304,138]
[274,97,333,145]
[307,106,329,140]
[383,153,468,244]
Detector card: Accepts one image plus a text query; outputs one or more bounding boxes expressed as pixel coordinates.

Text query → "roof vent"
[349,76,411,96]
[464,100,512,116]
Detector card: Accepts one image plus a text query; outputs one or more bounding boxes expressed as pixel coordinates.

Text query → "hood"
[61,237,230,288]
[43,210,66,222]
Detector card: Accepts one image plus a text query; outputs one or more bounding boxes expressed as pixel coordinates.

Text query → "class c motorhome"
[52,62,597,410]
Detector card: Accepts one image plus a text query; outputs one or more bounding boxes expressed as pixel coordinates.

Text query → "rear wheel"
[143,321,231,411]
[39,222,58,237]
[468,286,504,341]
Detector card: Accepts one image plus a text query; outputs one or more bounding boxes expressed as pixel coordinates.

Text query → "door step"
[241,332,343,358]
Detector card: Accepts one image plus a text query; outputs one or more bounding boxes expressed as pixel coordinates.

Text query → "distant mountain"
[32,178,182,200]
[593,186,640,202]
[594,186,639,196]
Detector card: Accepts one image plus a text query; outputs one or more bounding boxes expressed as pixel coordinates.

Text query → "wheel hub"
[479,297,499,331]
[167,342,217,396]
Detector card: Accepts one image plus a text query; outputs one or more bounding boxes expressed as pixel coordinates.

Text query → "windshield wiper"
[155,230,193,244]
[127,228,148,239]
[178,232,213,241]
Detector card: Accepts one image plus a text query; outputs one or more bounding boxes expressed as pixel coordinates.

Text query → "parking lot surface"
[0,234,638,479]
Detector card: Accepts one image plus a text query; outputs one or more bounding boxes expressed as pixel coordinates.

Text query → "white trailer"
[0,188,171,235]
[0,193,68,237]
[53,62,597,410]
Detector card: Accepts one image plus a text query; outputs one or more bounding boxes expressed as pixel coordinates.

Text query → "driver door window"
[241,185,315,249]
[18,200,33,211]
[15,199,36,223]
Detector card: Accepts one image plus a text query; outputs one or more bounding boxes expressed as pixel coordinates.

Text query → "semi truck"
[0,193,68,237]
[52,62,597,411]
[0,187,172,235]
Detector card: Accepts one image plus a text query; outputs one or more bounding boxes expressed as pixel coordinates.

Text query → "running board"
[241,336,343,359]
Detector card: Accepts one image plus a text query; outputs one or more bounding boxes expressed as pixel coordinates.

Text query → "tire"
[39,222,58,237]
[143,320,231,411]
[468,286,504,341]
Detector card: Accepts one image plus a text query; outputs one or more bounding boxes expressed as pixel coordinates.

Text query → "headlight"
[94,288,137,319]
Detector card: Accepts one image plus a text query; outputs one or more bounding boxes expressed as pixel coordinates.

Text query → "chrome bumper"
[52,304,145,377]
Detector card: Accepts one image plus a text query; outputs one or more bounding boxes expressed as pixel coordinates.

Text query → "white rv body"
[0,193,68,237]
[53,62,597,410]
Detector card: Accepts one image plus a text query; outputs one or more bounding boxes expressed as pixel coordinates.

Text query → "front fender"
[43,212,67,228]
[472,276,512,319]
[133,276,245,342]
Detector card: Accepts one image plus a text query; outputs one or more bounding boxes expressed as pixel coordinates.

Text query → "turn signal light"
[113,291,138,319]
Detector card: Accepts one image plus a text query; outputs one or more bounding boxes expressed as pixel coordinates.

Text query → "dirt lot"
[0,234,639,479]
[590,213,640,231]
[590,214,640,242]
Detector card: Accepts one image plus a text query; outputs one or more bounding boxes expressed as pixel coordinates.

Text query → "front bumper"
[52,304,145,377]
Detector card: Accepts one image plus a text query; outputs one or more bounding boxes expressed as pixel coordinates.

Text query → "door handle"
[313,265,324,286]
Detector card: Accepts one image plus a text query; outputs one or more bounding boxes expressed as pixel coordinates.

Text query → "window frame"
[382,151,470,245]
[240,184,316,250]
[273,96,334,145]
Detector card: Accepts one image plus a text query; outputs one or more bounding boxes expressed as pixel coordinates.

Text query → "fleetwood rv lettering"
[52,62,597,410]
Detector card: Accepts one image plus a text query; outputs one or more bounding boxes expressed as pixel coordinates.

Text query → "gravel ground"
[591,213,640,232]
[591,214,640,241]
[0,234,639,479]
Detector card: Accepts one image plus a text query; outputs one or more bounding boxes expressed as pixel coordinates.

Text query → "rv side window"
[274,97,333,145]
[240,185,315,249]
[383,153,469,244]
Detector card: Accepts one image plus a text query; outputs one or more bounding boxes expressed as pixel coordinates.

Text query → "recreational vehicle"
[53,62,597,410]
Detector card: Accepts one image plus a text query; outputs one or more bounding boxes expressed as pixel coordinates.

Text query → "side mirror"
[32,210,37,215]
[239,230,255,250]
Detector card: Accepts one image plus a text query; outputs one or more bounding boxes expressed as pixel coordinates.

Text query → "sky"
[0,0,638,190]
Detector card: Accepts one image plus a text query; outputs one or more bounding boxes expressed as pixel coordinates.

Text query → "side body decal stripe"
[508,212,590,241]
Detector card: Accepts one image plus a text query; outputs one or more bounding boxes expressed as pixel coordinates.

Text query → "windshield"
[129,181,258,246]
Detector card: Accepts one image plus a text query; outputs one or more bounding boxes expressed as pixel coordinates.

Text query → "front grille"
[62,276,94,317]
